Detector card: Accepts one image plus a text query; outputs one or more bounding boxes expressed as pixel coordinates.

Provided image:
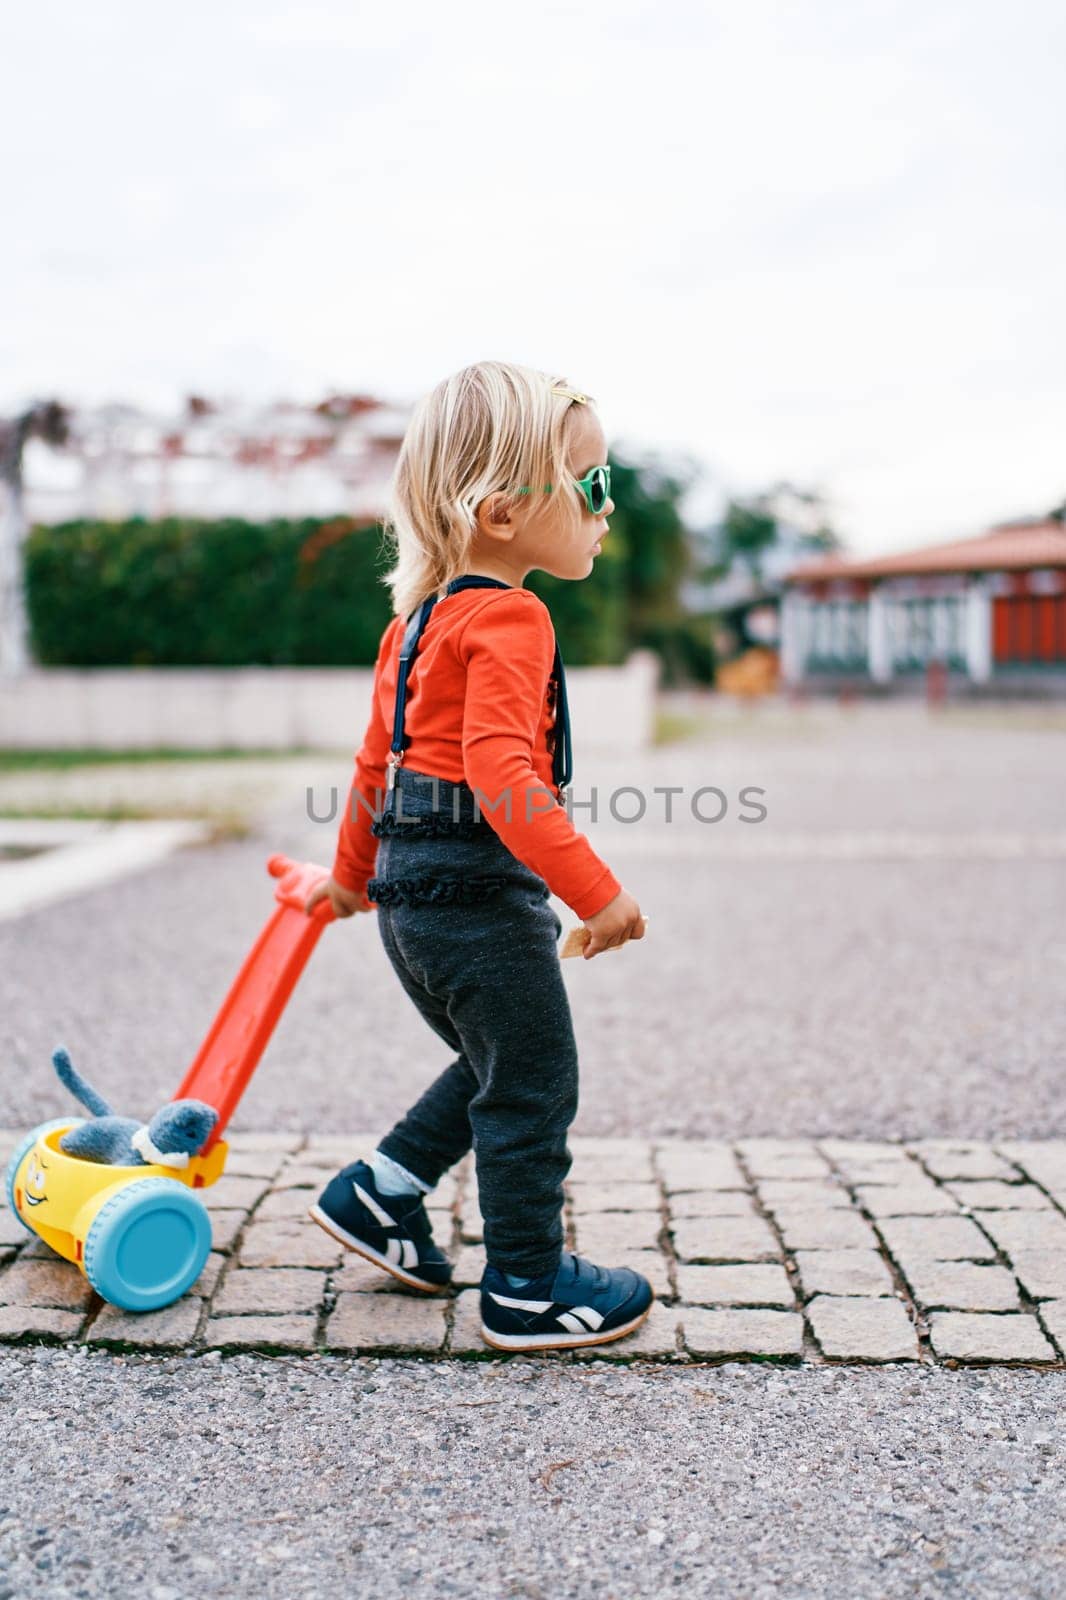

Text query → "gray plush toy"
[53,1047,218,1168]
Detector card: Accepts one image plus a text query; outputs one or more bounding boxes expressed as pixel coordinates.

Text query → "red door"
[992,595,1066,664]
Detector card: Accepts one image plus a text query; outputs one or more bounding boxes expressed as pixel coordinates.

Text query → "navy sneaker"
[308,1159,452,1293]
[480,1250,654,1351]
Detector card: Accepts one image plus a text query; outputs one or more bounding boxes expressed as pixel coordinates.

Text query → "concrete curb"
[0,818,213,920]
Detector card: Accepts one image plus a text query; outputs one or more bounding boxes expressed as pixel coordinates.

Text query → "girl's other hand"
[304,876,376,919]
[581,888,646,959]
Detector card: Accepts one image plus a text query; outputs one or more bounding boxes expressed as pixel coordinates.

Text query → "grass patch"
[653,710,708,745]
[0,806,252,840]
[653,703,834,744]
[0,747,319,772]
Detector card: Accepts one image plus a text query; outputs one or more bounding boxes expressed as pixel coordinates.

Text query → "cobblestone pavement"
[6,1132,1066,1367]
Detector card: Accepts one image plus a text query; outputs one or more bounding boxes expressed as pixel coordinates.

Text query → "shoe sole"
[307,1203,451,1294]
[479,1291,655,1351]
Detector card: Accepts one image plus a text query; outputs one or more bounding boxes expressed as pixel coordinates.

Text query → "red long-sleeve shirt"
[330,586,623,921]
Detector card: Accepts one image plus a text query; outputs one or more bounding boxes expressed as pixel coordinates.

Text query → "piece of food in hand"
[559,916,649,959]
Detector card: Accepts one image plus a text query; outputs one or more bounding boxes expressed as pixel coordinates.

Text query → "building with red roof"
[780,518,1066,693]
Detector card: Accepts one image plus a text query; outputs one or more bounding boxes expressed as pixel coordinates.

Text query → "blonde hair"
[380,359,595,620]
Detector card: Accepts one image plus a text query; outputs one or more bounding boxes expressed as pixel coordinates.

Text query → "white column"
[0,484,31,677]
[780,590,806,684]
[965,578,992,683]
[868,588,892,683]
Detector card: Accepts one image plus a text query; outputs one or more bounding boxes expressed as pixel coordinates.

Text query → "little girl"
[304,360,651,1352]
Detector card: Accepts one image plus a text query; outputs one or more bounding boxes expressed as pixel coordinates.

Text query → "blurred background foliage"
[25,449,718,682]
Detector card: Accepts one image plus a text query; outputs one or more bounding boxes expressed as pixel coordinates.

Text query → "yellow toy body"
[6,854,334,1313]
[10,1121,227,1263]
[6,1120,228,1311]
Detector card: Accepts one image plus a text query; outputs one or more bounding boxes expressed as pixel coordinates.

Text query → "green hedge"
[25,448,705,675]
[24,515,635,668]
[25,516,390,667]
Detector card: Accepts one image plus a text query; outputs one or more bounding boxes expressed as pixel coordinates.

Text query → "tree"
[718,481,842,583]
[0,401,70,674]
[607,449,701,644]
[605,447,717,685]
[525,444,715,682]
[722,501,778,583]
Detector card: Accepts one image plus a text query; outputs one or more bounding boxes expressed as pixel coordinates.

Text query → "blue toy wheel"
[4,1119,84,1234]
[83,1177,212,1311]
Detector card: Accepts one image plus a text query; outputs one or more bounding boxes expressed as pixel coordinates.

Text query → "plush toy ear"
[146,1099,219,1156]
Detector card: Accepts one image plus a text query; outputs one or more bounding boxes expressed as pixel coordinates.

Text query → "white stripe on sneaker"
[385,1237,403,1266]
[557,1311,591,1334]
[489,1291,554,1312]
[570,1305,605,1330]
[402,1238,419,1268]
[353,1180,396,1228]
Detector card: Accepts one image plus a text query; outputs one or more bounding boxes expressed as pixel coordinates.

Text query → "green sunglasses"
[516,463,612,517]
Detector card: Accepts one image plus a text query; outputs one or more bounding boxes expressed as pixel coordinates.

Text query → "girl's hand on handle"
[581,887,647,960]
[304,875,375,919]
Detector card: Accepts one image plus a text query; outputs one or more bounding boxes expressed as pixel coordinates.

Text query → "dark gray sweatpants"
[366,767,579,1280]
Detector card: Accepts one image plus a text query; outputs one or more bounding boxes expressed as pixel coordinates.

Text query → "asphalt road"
[3,702,1063,1143]
[2,1348,1065,1600]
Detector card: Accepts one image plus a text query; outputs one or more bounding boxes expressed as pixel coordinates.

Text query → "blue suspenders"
[384,576,572,801]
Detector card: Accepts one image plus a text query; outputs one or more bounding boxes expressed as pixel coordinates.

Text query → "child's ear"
[476,493,514,536]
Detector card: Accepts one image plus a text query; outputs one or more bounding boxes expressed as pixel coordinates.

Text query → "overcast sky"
[5,0,1064,555]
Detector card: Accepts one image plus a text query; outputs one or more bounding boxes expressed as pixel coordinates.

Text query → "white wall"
[0,650,660,753]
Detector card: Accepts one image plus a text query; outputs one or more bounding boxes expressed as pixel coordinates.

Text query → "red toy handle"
[173,854,336,1151]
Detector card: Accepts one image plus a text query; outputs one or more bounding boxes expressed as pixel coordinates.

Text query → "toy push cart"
[4,855,335,1312]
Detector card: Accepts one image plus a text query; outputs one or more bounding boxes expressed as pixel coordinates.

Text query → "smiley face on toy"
[22,1149,49,1210]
